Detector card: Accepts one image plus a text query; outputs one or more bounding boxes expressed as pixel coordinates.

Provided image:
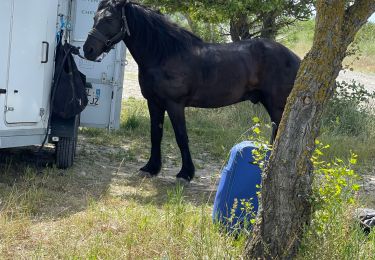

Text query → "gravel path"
[123,52,143,100]
[337,70,375,93]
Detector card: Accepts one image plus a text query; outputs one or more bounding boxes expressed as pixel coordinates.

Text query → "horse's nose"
[83,44,94,58]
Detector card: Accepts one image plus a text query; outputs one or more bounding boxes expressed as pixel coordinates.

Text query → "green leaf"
[352,184,360,191]
[350,158,357,165]
[252,117,260,123]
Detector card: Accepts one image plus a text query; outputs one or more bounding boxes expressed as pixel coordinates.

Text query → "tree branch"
[341,0,375,47]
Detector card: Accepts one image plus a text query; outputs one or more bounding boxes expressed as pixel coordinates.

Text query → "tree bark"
[244,0,375,259]
[230,13,252,41]
[260,12,277,40]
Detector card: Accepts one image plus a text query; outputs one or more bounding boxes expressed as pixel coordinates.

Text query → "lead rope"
[66,41,104,62]
[75,50,103,63]
[56,15,65,44]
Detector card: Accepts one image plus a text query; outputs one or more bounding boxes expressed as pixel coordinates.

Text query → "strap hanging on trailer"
[38,41,88,153]
[52,41,88,119]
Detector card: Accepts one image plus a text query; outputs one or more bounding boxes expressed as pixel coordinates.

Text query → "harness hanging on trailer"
[52,41,88,119]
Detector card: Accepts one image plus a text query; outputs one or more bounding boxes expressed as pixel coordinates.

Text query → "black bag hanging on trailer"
[52,41,88,119]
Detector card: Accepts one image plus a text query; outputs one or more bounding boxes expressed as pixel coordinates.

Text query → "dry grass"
[1,101,260,259]
[0,97,374,258]
[0,187,243,259]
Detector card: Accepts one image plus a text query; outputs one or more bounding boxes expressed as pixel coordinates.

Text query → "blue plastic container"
[212,141,265,232]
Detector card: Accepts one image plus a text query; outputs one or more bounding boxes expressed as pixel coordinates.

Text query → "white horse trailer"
[0,0,126,168]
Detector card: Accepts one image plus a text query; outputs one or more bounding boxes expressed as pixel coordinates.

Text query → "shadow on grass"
[0,142,220,224]
[0,101,269,222]
[112,173,218,207]
[0,145,115,220]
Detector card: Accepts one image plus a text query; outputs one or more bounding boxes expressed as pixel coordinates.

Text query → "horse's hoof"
[140,164,161,176]
[176,171,194,183]
[176,177,191,186]
[138,170,156,178]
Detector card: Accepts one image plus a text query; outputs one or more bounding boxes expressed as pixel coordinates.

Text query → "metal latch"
[0,89,6,94]
[101,72,107,83]
[5,106,14,112]
[121,59,128,67]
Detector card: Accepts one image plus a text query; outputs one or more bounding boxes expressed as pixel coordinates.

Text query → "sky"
[369,13,375,23]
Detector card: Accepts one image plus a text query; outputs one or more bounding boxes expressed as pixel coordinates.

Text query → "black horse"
[83,0,301,182]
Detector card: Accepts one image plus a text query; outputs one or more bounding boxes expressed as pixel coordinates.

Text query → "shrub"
[298,142,374,259]
[321,80,375,136]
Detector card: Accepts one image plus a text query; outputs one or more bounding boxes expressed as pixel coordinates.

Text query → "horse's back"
[244,38,300,74]
[202,38,300,86]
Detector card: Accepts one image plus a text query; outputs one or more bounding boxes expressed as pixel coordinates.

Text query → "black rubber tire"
[56,137,75,169]
[55,115,79,169]
[73,115,80,158]
[0,150,6,163]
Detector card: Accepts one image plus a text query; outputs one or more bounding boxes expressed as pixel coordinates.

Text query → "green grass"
[2,17,375,258]
[280,20,375,73]
[0,184,243,259]
[298,203,375,259]
[82,98,271,161]
[280,19,315,58]
[1,98,374,258]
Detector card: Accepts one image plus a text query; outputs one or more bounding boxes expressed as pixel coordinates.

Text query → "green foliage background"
[140,0,313,41]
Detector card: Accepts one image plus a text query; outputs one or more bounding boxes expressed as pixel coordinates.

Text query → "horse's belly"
[188,90,245,108]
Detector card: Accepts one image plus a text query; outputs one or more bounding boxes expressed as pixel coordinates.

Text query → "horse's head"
[83,0,130,61]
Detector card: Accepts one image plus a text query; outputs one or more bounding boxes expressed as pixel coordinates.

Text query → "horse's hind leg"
[166,102,195,182]
[140,100,165,176]
[261,96,284,143]
[268,108,283,144]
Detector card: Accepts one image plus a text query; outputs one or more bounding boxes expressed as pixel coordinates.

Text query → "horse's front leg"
[166,102,195,182]
[140,100,165,176]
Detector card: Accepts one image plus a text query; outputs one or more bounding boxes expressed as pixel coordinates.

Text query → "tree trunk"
[230,13,252,42]
[244,0,375,259]
[260,12,277,40]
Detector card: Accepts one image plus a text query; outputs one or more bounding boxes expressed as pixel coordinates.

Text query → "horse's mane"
[117,1,204,61]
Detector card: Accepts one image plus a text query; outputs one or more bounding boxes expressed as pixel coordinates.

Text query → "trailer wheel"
[73,115,80,158]
[56,137,76,169]
[0,150,7,163]
[55,115,79,169]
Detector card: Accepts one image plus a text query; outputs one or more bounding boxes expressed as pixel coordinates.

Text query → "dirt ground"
[121,50,375,207]
[0,134,223,222]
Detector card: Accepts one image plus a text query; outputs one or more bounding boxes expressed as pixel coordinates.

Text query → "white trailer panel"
[1,0,126,156]
[6,0,58,124]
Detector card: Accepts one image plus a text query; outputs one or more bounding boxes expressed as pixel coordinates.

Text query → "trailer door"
[5,0,58,124]
[0,1,12,103]
[72,0,126,130]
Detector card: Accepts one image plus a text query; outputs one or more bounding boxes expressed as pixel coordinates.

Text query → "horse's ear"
[110,0,127,8]
[118,0,128,5]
